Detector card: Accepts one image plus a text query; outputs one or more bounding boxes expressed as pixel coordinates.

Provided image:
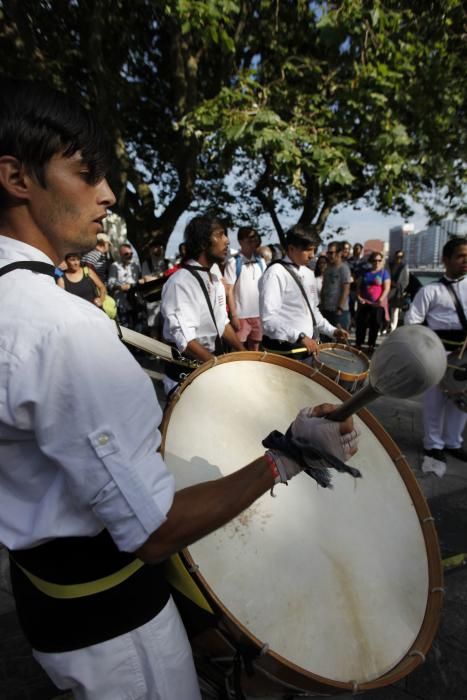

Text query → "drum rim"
[160,351,443,693]
[314,342,370,382]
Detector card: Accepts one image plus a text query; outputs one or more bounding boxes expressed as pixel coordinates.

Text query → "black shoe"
[445,447,467,462]
[424,449,446,463]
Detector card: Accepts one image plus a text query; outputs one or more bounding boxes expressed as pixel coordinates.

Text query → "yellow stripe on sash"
[164,554,213,613]
[14,558,145,599]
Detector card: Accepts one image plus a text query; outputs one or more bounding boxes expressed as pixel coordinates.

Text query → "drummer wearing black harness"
[259,225,349,360]
[160,215,244,393]
[405,236,467,477]
[0,80,361,700]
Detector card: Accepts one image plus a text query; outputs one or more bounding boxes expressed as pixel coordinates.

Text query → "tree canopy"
[0,0,465,249]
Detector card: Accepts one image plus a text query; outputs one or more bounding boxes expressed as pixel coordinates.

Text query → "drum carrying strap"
[440,277,467,334]
[0,260,58,278]
[183,264,226,355]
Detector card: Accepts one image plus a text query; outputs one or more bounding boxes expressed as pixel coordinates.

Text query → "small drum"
[440,348,467,412]
[313,342,369,393]
[161,353,442,697]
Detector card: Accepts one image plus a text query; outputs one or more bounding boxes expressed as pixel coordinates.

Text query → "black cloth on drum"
[263,425,361,488]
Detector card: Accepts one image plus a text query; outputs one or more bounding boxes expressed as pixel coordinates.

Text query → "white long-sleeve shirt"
[161,261,228,353]
[404,276,466,331]
[224,254,265,318]
[0,236,174,552]
[259,257,336,342]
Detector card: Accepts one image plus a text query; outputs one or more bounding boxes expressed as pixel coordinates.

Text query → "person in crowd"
[347,242,365,325]
[355,251,390,353]
[0,79,359,700]
[224,226,266,351]
[81,232,112,284]
[107,242,144,329]
[319,241,351,336]
[387,250,410,332]
[160,216,245,393]
[405,237,467,477]
[259,224,349,361]
[57,252,107,307]
[341,240,352,264]
[139,239,170,337]
[257,244,273,265]
[313,254,327,300]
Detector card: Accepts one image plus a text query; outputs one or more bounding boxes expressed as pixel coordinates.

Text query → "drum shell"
[161,352,443,696]
[313,343,369,393]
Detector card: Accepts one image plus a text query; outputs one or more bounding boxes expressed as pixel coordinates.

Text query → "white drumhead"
[163,359,429,684]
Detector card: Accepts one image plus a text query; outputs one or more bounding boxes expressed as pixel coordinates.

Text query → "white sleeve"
[259,268,296,341]
[404,287,431,325]
[9,317,175,553]
[160,273,201,352]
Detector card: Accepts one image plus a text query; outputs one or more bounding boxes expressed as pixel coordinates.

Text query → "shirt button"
[98,434,109,446]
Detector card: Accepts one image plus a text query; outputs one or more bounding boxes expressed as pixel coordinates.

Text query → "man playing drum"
[0,80,359,700]
[405,236,467,477]
[259,224,349,359]
[160,215,245,394]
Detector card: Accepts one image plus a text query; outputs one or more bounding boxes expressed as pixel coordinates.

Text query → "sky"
[165,199,432,258]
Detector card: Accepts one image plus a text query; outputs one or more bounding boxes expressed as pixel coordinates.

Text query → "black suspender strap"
[270,260,318,327]
[182,264,225,355]
[440,278,467,332]
[0,261,57,278]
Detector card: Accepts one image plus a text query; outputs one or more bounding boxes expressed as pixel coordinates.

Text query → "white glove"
[265,406,360,486]
[291,407,360,463]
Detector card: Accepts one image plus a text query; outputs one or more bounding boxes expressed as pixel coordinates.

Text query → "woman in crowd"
[57,252,107,308]
[355,251,390,353]
[313,254,327,301]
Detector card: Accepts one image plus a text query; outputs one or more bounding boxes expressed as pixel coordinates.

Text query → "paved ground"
[1,351,466,700]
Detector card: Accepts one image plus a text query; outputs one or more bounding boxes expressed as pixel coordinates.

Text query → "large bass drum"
[161,352,442,697]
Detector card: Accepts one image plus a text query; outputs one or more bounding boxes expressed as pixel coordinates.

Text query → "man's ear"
[0,156,32,202]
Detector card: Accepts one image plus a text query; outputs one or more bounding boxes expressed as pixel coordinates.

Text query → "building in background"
[388,220,463,268]
[363,239,388,257]
[389,223,414,259]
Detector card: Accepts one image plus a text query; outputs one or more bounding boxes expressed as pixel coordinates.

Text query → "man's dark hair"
[0,79,110,206]
[285,223,320,250]
[184,216,226,259]
[443,236,467,259]
[238,225,259,242]
[327,240,344,254]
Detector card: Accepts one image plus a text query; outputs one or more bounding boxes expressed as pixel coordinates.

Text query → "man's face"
[444,244,467,279]
[27,151,115,260]
[288,244,315,266]
[239,231,261,257]
[327,245,341,265]
[120,246,133,264]
[207,227,229,264]
[353,244,363,258]
[342,243,351,259]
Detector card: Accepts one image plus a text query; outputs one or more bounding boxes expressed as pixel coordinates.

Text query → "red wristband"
[264,452,280,483]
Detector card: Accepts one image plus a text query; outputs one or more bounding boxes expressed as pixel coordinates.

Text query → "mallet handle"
[325,383,380,422]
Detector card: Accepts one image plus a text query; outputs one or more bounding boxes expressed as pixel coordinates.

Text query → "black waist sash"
[261,335,308,357]
[9,530,169,653]
[431,328,465,351]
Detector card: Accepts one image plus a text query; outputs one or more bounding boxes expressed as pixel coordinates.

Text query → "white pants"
[422,384,467,451]
[33,597,201,700]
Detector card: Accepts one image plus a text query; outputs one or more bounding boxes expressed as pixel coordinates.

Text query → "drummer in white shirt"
[160,215,244,393]
[259,224,349,360]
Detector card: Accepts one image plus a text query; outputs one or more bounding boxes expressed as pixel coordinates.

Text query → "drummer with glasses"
[259,224,349,360]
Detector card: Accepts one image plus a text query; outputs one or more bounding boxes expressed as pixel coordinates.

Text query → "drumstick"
[325,326,447,422]
[318,349,360,364]
[114,324,198,368]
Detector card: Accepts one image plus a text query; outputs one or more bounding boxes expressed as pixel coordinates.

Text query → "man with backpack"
[224,226,266,351]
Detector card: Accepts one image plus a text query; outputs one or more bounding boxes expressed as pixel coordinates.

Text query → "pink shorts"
[237,317,263,342]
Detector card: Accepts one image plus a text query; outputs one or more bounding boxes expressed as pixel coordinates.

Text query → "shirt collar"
[0,235,55,266]
[283,254,300,269]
